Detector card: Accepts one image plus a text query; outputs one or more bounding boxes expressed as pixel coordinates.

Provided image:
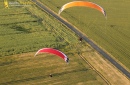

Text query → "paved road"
[32,0,130,79]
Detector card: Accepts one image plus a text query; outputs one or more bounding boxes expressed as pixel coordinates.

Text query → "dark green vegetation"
[0,0,108,84]
[0,0,79,57]
[40,0,130,70]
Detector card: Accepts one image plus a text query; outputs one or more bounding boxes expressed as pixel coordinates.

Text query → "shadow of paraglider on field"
[0,68,88,85]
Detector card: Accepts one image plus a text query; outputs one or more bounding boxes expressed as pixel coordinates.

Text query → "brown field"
[82,51,130,85]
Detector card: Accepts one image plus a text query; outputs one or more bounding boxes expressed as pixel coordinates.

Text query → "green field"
[0,0,108,84]
[39,0,130,70]
[0,0,79,57]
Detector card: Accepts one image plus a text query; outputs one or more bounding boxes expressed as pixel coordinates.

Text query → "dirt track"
[82,52,130,85]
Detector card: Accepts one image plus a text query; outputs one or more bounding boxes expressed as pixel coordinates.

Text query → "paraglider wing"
[35,48,69,63]
[58,1,106,17]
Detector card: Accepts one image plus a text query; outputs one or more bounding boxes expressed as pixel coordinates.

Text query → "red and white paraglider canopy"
[35,48,69,63]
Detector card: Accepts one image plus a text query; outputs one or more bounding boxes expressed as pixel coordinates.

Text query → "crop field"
[0,52,108,85]
[39,0,130,70]
[0,0,109,85]
[0,0,80,57]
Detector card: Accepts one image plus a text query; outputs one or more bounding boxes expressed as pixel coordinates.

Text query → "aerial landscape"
[0,0,130,85]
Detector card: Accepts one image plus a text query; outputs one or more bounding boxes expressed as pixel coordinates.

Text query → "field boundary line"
[78,54,111,85]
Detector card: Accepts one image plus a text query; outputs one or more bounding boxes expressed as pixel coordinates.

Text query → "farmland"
[0,0,130,84]
[39,0,130,70]
[0,0,79,57]
[0,0,108,85]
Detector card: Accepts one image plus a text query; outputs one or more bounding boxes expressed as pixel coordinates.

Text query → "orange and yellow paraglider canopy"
[58,1,106,17]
